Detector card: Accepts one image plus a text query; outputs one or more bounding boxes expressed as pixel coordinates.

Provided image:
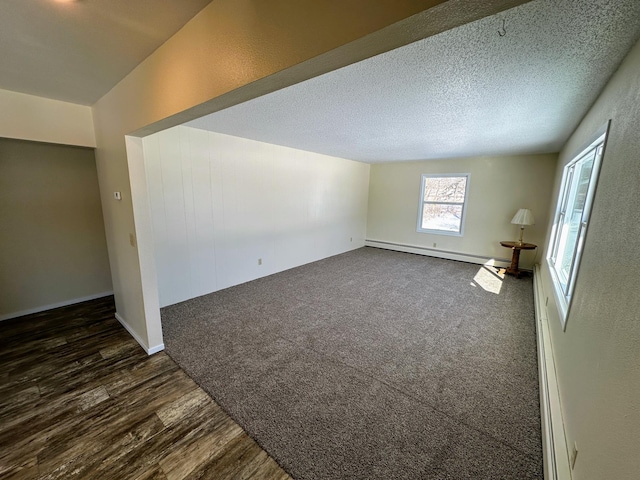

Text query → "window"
[417,174,469,236]
[548,123,609,329]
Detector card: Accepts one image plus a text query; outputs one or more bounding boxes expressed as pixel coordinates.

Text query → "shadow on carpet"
[161,247,542,479]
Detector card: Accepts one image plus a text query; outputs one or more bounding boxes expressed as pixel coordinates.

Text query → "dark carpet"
[161,247,542,479]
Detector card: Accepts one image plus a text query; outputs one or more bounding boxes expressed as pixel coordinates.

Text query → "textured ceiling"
[0,0,212,105]
[187,0,640,163]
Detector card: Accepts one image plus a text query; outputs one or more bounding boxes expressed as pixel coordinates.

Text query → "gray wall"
[539,39,640,479]
[0,138,112,319]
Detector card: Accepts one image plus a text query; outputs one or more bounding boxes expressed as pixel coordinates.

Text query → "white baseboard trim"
[0,291,114,322]
[114,312,165,356]
[533,265,571,480]
[364,239,512,268]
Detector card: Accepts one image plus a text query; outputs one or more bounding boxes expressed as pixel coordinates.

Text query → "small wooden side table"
[500,241,537,278]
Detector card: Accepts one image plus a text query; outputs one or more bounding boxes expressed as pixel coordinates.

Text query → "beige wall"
[367,154,558,269]
[0,89,95,148]
[0,138,112,320]
[92,0,528,351]
[538,39,640,479]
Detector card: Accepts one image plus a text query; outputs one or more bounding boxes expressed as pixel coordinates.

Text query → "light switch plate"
[114,192,122,200]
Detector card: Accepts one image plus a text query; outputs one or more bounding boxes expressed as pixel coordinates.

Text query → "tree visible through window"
[417,174,469,235]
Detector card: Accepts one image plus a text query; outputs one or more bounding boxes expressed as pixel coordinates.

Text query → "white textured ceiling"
[187,0,640,163]
[0,0,212,105]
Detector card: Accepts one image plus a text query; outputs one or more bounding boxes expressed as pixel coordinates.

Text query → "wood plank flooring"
[0,296,292,480]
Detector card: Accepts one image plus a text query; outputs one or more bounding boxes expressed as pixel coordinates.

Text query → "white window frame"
[547,121,609,330]
[416,173,470,236]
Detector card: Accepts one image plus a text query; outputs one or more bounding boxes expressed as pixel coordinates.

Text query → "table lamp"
[511,208,535,245]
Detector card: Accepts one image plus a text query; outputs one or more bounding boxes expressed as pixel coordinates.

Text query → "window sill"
[547,259,569,331]
[416,228,463,237]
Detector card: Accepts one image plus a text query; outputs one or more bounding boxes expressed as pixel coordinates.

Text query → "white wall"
[0,89,95,147]
[538,38,640,479]
[367,154,558,269]
[144,126,369,307]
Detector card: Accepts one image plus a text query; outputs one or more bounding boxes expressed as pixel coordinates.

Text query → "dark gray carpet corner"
[161,247,542,479]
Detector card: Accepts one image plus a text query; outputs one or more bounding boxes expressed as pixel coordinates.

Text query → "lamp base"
[518,226,525,245]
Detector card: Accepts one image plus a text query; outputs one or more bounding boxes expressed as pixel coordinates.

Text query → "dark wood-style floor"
[0,296,291,480]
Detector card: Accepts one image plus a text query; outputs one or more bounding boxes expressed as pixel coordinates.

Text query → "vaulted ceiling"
[0,0,212,105]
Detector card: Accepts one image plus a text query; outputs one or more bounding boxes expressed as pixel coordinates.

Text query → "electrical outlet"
[350,237,353,242]
[433,243,437,248]
[258,258,262,266]
[570,443,578,469]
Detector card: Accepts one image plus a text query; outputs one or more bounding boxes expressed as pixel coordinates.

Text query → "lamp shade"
[511,208,535,226]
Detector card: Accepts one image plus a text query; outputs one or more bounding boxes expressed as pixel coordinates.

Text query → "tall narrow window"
[548,123,608,328]
[417,174,469,236]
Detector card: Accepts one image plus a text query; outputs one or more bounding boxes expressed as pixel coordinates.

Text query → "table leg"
[506,248,521,278]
